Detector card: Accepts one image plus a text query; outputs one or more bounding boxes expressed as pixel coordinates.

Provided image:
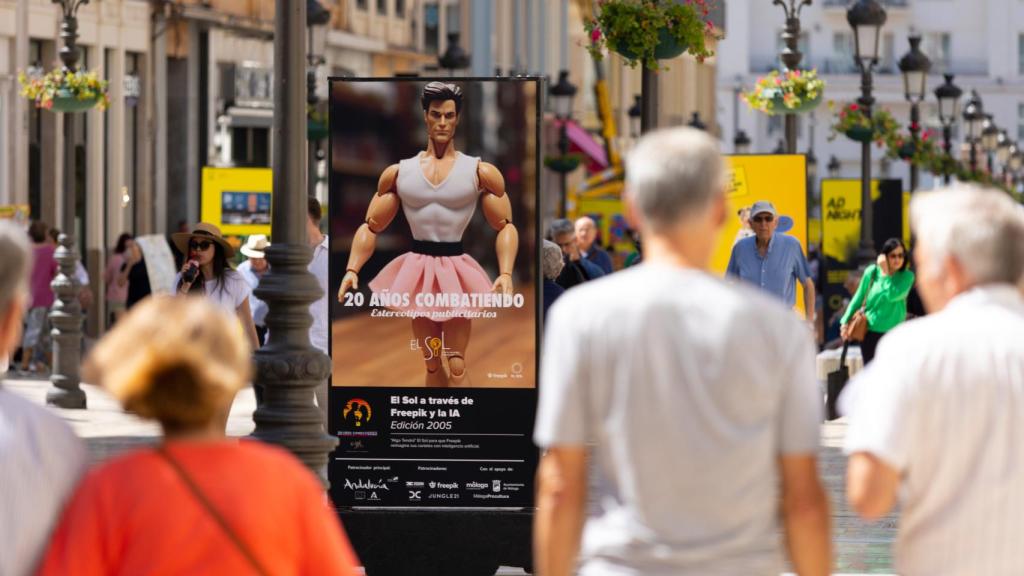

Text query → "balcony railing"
[822,0,908,7]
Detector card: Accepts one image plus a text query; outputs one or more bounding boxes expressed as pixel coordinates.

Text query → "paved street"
[3,374,896,575]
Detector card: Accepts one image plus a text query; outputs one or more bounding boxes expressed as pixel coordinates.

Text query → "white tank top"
[396,151,481,242]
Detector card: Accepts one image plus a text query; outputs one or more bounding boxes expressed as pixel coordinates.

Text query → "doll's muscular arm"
[479,161,518,295]
[337,165,400,301]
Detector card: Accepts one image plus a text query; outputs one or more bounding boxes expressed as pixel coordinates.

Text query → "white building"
[717,0,1024,196]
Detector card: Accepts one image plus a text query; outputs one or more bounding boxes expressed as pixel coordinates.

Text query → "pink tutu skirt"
[368,253,493,321]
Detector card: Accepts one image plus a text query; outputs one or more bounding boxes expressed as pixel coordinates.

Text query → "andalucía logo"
[343,398,372,428]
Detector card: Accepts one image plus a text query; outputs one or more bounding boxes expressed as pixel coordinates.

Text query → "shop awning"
[563,120,609,170]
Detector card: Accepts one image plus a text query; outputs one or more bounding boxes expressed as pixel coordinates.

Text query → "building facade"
[718,0,1024,204]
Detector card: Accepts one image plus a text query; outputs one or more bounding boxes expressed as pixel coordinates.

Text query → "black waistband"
[411,240,464,256]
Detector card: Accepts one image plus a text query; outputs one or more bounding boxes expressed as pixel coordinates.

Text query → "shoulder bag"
[156,445,270,576]
[846,267,878,342]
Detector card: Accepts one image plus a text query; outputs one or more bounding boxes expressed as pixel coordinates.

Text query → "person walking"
[307,196,329,423]
[237,234,270,346]
[37,296,360,575]
[534,127,830,576]
[172,223,259,351]
[843,186,1024,575]
[0,221,87,576]
[726,201,815,323]
[104,233,134,326]
[19,220,57,374]
[839,238,914,364]
[541,239,565,322]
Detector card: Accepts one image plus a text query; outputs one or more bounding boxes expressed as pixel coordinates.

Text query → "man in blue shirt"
[727,201,815,321]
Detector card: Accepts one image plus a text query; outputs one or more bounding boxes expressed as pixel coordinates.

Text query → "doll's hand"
[492,272,513,296]
[338,270,359,301]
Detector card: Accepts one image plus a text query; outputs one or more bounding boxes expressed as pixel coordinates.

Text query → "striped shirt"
[843,285,1024,575]
[0,388,87,576]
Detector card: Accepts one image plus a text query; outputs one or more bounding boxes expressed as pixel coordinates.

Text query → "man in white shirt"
[843,185,1024,575]
[307,197,329,423]
[0,221,87,576]
[534,127,830,576]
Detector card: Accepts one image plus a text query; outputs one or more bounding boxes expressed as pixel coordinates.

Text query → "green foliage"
[584,0,718,71]
[18,68,109,111]
[744,69,825,115]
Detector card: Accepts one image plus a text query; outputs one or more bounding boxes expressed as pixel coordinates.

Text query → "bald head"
[575,217,598,252]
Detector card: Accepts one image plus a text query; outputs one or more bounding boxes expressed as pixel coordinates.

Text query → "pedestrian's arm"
[847,452,900,520]
[840,267,873,325]
[780,454,831,576]
[802,277,816,323]
[236,297,260,350]
[725,245,739,279]
[534,446,587,576]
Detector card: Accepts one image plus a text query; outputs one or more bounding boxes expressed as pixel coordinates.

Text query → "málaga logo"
[343,398,372,427]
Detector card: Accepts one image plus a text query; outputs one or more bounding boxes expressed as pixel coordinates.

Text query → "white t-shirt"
[308,235,329,354]
[535,263,820,575]
[174,269,251,315]
[843,284,1024,576]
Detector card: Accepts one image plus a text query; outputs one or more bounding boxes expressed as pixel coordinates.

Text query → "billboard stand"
[328,77,542,575]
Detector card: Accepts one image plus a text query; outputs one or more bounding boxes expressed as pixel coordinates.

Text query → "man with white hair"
[541,239,566,322]
[844,185,1024,575]
[574,216,614,274]
[0,221,87,575]
[534,127,830,576]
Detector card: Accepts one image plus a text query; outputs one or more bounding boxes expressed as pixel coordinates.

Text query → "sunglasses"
[889,252,905,259]
[189,240,214,251]
[751,215,775,223]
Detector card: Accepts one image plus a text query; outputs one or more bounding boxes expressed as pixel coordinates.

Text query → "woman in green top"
[840,238,915,364]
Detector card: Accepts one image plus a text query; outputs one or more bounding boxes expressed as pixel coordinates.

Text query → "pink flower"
[775,77,782,86]
[590,28,601,43]
[849,103,859,111]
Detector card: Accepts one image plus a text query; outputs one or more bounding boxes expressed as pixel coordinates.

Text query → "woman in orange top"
[38,296,360,576]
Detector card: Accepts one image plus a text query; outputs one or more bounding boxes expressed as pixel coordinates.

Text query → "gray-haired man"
[534,127,829,576]
[0,221,86,575]
[844,186,1024,574]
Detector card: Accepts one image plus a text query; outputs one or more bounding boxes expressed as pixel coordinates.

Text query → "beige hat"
[239,234,270,259]
[171,222,235,258]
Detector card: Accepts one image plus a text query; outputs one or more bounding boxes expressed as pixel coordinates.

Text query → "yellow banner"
[201,167,272,236]
[0,205,30,222]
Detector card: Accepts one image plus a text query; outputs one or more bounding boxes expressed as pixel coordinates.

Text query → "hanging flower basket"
[18,68,109,113]
[744,69,825,116]
[584,0,718,71]
[544,154,583,174]
[897,141,916,160]
[828,101,899,146]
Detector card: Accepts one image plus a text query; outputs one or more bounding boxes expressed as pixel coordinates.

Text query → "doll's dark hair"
[421,82,463,114]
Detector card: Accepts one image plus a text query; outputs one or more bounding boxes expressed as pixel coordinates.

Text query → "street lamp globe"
[627,94,642,139]
[934,74,963,127]
[981,114,1000,153]
[1010,146,1024,172]
[847,0,888,69]
[828,155,841,178]
[438,32,471,74]
[898,35,931,103]
[996,129,1012,164]
[962,90,985,140]
[734,130,752,154]
[549,70,577,120]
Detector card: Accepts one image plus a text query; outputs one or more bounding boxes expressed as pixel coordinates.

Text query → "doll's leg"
[443,318,472,387]
[412,317,449,387]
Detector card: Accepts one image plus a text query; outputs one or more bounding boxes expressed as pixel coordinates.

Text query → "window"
[922,32,951,71]
[879,32,895,72]
[377,0,387,16]
[1019,34,1024,75]
[395,0,405,17]
[445,2,460,35]
[424,2,439,54]
[1018,103,1024,142]
[356,0,367,10]
[829,32,856,74]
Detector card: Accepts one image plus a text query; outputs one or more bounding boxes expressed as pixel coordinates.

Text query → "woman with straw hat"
[37,296,360,575]
[171,222,259,350]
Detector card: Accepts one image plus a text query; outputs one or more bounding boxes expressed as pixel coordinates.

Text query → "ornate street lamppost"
[981,114,1000,174]
[47,0,92,409]
[687,112,707,131]
[996,129,1012,181]
[627,94,642,140]
[933,74,962,184]
[548,70,577,218]
[774,0,812,153]
[252,0,337,484]
[847,0,887,262]
[962,90,985,173]
[734,130,752,154]
[438,32,470,76]
[828,155,841,178]
[898,35,931,193]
